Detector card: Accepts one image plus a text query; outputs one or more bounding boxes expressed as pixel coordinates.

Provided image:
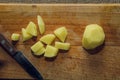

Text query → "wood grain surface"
[0,4,120,80]
[0,0,120,3]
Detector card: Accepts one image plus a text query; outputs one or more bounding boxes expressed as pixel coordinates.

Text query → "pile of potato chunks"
[11,15,105,58]
[11,15,70,58]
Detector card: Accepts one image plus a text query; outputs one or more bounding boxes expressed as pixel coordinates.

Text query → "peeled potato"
[31,41,44,53]
[22,28,32,42]
[82,24,105,50]
[55,42,70,50]
[26,21,37,36]
[11,33,20,41]
[54,27,67,42]
[37,15,45,35]
[40,34,55,45]
[33,47,45,56]
[44,45,58,58]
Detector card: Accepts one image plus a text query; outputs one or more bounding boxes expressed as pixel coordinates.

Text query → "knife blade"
[0,33,43,80]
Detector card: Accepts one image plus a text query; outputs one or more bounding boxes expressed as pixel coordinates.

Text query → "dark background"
[0,0,119,3]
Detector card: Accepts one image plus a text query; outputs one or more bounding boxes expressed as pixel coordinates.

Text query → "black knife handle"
[14,51,44,80]
[0,33,17,56]
[0,34,43,80]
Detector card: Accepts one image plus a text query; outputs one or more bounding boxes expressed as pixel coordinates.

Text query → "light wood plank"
[0,4,120,80]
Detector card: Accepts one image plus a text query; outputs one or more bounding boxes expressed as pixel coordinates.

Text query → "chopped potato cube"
[11,33,20,41]
[31,41,44,53]
[44,45,58,58]
[82,24,105,50]
[33,47,45,56]
[55,42,70,50]
[22,28,32,42]
[37,15,45,35]
[54,27,67,42]
[40,34,55,45]
[26,21,37,36]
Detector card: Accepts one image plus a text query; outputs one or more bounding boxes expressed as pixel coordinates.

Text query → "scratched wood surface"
[0,4,120,80]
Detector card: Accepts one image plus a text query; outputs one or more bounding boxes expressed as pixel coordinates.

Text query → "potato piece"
[55,42,70,50]
[31,41,44,53]
[37,15,45,35]
[11,33,20,41]
[26,21,37,36]
[54,27,67,42]
[82,24,105,50]
[33,47,45,56]
[44,45,58,58]
[22,28,32,42]
[40,34,55,45]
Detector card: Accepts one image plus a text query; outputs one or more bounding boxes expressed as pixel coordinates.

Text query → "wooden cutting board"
[0,4,120,80]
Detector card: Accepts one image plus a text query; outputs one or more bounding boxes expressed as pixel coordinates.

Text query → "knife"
[0,33,43,80]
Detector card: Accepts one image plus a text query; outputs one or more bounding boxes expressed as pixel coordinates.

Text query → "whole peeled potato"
[82,24,105,50]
